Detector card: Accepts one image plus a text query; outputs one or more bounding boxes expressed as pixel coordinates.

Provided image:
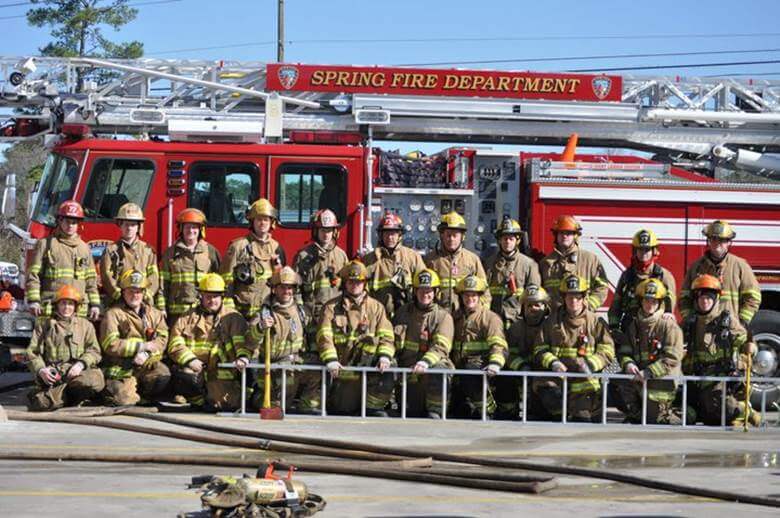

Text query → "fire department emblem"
[645,283,658,296]
[277,66,299,90]
[591,76,612,100]
[418,271,432,286]
[638,231,651,246]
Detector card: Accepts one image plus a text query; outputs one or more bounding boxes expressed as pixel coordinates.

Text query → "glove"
[66,361,85,380]
[412,361,428,374]
[88,306,101,321]
[551,361,567,373]
[377,357,391,373]
[234,357,249,370]
[743,341,758,356]
[483,363,500,377]
[326,361,342,378]
[188,358,204,373]
[662,312,676,321]
[38,367,59,385]
[625,363,640,376]
[29,302,41,316]
[133,350,150,366]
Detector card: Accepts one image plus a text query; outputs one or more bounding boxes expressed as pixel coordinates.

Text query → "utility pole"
[277,0,285,62]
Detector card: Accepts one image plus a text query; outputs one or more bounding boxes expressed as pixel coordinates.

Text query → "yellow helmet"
[635,278,667,300]
[438,211,467,232]
[119,269,148,290]
[559,273,589,295]
[632,229,659,249]
[495,216,523,238]
[703,220,736,240]
[247,198,278,221]
[116,202,145,222]
[456,275,488,294]
[521,284,550,307]
[340,260,368,282]
[413,269,440,289]
[198,273,226,293]
[271,266,301,287]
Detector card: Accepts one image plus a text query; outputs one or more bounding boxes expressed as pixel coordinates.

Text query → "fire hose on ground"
[4,408,780,508]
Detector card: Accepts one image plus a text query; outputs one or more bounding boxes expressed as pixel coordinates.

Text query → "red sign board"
[266,63,622,102]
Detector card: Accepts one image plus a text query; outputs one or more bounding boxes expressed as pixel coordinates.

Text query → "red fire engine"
[1,57,779,404]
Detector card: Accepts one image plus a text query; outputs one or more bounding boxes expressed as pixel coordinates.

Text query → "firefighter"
[617,278,684,424]
[683,274,759,426]
[451,275,508,419]
[160,208,221,323]
[100,270,170,406]
[484,216,541,326]
[532,273,615,422]
[26,200,100,320]
[608,228,677,347]
[317,260,396,417]
[25,285,105,411]
[221,198,286,319]
[168,273,253,411]
[391,269,455,419]
[247,266,309,412]
[292,209,348,412]
[540,215,609,312]
[363,211,426,320]
[495,284,551,420]
[425,211,490,313]
[679,220,761,325]
[99,202,160,308]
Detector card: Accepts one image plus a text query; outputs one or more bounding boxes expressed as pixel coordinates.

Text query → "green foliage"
[27,0,143,58]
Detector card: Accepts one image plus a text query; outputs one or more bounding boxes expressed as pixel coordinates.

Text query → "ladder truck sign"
[266,63,622,102]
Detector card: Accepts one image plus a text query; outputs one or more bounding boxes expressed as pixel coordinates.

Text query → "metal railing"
[219,362,780,429]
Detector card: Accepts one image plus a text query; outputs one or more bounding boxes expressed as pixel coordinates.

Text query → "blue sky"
[2,0,780,156]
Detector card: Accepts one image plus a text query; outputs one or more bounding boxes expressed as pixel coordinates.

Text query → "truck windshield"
[31,153,79,226]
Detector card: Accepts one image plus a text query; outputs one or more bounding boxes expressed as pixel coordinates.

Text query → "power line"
[0,0,182,18]
[397,48,780,67]
[569,59,780,72]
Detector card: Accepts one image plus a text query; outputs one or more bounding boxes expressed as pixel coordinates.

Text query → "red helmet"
[377,211,404,233]
[311,209,339,228]
[57,200,84,220]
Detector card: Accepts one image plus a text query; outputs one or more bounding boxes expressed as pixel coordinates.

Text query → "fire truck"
[1,57,779,405]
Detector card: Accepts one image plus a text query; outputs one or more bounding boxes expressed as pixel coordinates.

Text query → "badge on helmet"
[559,274,589,294]
[271,266,301,287]
[456,275,487,294]
[635,278,667,300]
[119,269,148,290]
[413,269,440,289]
[198,273,226,293]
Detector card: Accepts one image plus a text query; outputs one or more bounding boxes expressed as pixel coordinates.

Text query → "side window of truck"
[277,164,346,227]
[83,158,155,220]
[188,162,259,226]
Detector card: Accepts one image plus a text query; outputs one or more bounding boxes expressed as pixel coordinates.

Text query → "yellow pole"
[263,327,272,409]
[743,352,752,433]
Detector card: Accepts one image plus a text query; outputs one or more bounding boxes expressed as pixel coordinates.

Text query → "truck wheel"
[750,310,780,410]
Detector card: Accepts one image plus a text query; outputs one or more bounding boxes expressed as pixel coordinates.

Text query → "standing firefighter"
[247,266,309,412]
[484,217,541,326]
[221,198,286,319]
[99,202,160,307]
[168,273,253,411]
[425,211,490,313]
[683,274,759,426]
[26,200,100,320]
[292,209,348,412]
[317,260,396,417]
[451,275,508,419]
[100,270,170,406]
[608,228,676,347]
[495,284,551,420]
[679,220,761,325]
[540,215,609,312]
[363,211,426,320]
[392,269,455,419]
[25,285,104,411]
[617,278,684,424]
[160,208,221,323]
[533,274,615,422]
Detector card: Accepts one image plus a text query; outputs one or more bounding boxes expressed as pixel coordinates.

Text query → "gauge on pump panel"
[423,200,436,212]
[417,224,425,232]
[415,238,427,250]
[410,200,422,212]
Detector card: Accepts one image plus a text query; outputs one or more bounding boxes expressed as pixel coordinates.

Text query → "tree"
[27,0,143,59]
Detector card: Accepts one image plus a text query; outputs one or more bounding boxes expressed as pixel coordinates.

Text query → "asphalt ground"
[1,373,779,517]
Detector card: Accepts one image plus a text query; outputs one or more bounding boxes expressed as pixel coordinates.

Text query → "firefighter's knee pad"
[26,384,67,412]
[139,362,171,397]
[104,377,141,406]
[66,368,105,400]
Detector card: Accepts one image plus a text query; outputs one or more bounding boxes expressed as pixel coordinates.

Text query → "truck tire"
[749,309,780,410]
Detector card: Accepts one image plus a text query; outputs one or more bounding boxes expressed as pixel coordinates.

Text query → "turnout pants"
[327,369,395,415]
[533,377,602,422]
[616,380,678,424]
[103,362,171,406]
[27,368,105,411]
[395,358,454,417]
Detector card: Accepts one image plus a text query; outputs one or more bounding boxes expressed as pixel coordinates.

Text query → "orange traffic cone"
[561,133,578,162]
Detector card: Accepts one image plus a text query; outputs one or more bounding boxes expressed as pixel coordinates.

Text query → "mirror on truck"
[1,172,17,220]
